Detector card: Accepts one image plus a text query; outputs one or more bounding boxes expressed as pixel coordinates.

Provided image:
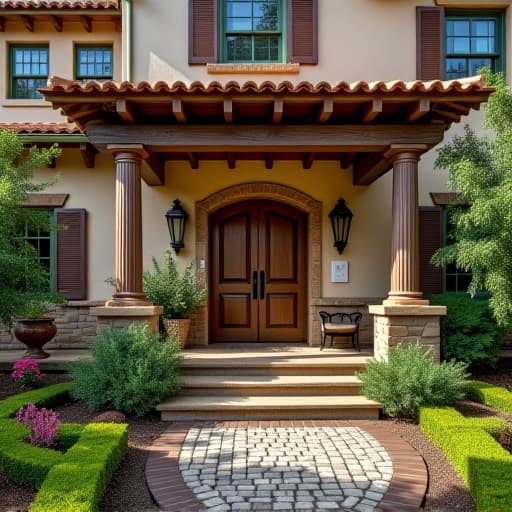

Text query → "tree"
[433,70,512,329]
[0,129,61,327]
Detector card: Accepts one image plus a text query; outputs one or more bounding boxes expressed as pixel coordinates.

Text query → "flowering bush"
[499,419,512,452]
[11,359,43,390]
[16,402,60,449]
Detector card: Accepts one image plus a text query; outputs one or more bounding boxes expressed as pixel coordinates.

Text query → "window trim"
[219,0,287,63]
[9,44,49,99]
[74,43,114,81]
[444,9,505,79]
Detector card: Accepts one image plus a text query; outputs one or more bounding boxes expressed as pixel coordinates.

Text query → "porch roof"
[40,75,493,185]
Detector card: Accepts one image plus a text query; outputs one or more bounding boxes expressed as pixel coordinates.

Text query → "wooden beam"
[0,17,6,32]
[49,15,63,32]
[20,15,34,32]
[172,99,187,123]
[431,107,461,122]
[227,152,236,169]
[224,99,233,123]
[302,152,316,170]
[80,15,91,32]
[114,18,122,32]
[272,99,283,123]
[406,99,430,122]
[317,98,333,123]
[353,153,392,186]
[186,152,199,170]
[116,99,136,123]
[265,152,274,170]
[339,152,357,169]
[142,151,165,186]
[361,98,382,123]
[442,101,471,115]
[87,124,446,153]
[80,142,98,168]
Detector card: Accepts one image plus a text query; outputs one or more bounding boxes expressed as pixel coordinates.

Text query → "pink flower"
[16,403,60,449]
[11,359,43,390]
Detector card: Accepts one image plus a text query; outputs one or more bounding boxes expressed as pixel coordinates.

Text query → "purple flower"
[16,403,60,448]
[11,359,43,390]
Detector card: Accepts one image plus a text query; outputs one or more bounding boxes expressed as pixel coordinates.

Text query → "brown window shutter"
[416,6,444,80]
[55,209,87,300]
[189,0,217,64]
[419,206,443,296]
[288,0,318,64]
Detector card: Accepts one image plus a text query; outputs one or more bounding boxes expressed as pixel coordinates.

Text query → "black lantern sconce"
[329,198,353,254]
[165,199,188,254]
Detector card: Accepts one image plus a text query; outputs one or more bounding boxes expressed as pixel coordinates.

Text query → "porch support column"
[384,145,428,306]
[107,146,151,306]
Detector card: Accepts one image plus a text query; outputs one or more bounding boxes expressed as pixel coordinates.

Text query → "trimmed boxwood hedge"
[0,381,128,512]
[420,406,512,511]
[465,381,512,414]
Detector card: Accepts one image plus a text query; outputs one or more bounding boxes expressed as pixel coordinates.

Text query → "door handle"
[259,270,265,299]
[252,271,258,299]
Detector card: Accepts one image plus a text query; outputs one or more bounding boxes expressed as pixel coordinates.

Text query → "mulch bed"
[3,370,512,512]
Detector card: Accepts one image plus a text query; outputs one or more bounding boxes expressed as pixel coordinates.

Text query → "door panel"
[210,200,306,342]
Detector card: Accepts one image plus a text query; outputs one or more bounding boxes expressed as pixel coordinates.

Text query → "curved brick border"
[146,420,427,512]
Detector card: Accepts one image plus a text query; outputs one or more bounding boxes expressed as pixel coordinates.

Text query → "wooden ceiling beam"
[339,152,357,169]
[80,15,91,32]
[49,15,63,32]
[317,98,333,123]
[406,98,430,122]
[186,152,199,169]
[224,99,233,123]
[442,101,471,115]
[353,153,392,186]
[172,99,187,123]
[431,107,461,122]
[302,152,316,169]
[0,17,6,32]
[80,142,98,168]
[227,152,236,169]
[265,152,274,170]
[20,15,34,32]
[361,98,382,123]
[116,99,136,123]
[272,99,283,123]
[142,150,165,186]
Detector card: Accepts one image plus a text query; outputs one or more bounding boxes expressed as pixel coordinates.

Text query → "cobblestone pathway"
[178,426,393,512]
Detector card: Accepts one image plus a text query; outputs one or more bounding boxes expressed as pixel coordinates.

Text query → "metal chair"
[318,311,362,351]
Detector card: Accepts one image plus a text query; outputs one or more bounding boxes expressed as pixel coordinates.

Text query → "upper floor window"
[9,45,49,99]
[222,0,283,62]
[75,45,113,81]
[445,11,504,79]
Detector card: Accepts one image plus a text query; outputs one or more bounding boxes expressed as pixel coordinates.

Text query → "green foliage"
[430,293,500,368]
[420,406,512,512]
[143,251,207,318]
[70,323,181,416]
[0,129,62,328]
[433,70,512,330]
[357,343,469,419]
[465,380,512,414]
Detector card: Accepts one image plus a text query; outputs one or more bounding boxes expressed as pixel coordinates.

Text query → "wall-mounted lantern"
[165,199,188,254]
[329,198,353,254]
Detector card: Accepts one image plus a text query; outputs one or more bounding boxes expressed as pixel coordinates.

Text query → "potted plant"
[143,251,207,348]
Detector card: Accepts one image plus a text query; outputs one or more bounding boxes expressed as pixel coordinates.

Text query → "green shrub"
[70,323,181,416]
[430,292,500,368]
[357,343,469,419]
[465,380,512,414]
[420,406,512,512]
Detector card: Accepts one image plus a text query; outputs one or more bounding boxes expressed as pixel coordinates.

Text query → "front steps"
[157,344,381,421]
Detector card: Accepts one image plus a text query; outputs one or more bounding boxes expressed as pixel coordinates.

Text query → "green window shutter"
[189,0,218,64]
[416,6,444,80]
[288,0,318,64]
[55,209,87,300]
[419,206,443,296]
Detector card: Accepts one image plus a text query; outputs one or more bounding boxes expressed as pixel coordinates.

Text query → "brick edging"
[145,420,427,512]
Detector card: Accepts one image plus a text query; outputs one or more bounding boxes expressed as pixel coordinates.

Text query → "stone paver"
[178,426,392,511]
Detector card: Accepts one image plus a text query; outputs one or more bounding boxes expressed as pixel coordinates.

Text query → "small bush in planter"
[357,342,469,419]
[70,323,181,416]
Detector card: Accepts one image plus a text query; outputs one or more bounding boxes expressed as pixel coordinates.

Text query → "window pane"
[446,58,468,79]
[253,1,278,30]
[226,35,252,61]
[453,37,470,53]
[472,20,494,37]
[469,58,492,75]
[452,20,470,36]
[227,1,251,17]
[76,46,113,79]
[471,37,495,54]
[227,17,252,31]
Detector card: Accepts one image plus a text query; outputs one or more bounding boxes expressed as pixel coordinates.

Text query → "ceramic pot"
[14,318,57,359]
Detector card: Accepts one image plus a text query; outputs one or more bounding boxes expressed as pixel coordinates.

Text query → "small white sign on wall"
[331,260,349,283]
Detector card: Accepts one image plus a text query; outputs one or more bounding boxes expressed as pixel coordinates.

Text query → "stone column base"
[91,306,164,335]
[368,304,446,362]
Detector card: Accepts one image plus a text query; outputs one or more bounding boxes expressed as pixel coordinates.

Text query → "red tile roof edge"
[0,1,119,10]
[0,122,83,134]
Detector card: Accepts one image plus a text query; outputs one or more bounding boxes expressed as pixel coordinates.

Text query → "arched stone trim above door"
[190,182,322,346]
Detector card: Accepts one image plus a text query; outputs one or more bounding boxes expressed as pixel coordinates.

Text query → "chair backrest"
[319,310,362,327]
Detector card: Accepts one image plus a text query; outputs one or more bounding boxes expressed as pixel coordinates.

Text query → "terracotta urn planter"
[14,318,57,359]
[163,318,191,349]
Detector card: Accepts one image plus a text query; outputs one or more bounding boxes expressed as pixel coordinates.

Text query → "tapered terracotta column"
[106,146,151,306]
[384,146,428,306]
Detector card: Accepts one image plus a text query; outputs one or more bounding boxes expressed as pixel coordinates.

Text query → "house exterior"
[0,0,501,357]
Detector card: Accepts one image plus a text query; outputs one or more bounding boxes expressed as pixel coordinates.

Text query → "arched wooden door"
[210,200,307,342]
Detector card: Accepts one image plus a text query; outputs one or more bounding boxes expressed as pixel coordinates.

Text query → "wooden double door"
[210,200,307,342]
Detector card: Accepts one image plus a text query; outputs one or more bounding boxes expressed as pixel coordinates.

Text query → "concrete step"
[157,395,381,421]
[179,374,362,396]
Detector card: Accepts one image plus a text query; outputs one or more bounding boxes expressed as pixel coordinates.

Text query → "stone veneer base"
[91,305,163,335]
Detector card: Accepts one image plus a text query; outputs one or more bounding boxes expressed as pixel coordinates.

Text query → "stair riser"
[180,366,366,377]
[160,407,379,421]
[180,385,361,396]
